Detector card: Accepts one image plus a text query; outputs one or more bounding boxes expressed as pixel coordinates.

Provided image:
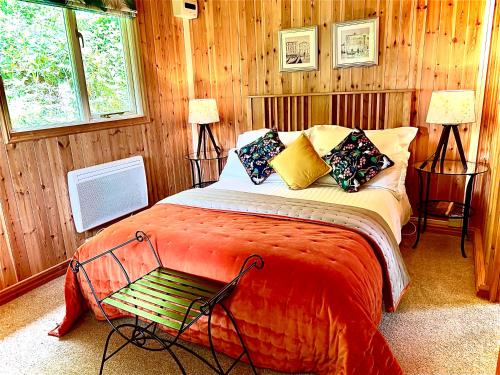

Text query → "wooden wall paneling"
[261,1,272,96]
[464,0,490,164]
[228,0,243,144]
[475,0,500,302]
[220,0,236,151]
[408,0,427,90]
[371,0,386,90]
[151,1,178,193]
[384,0,401,90]
[191,1,211,99]
[168,2,191,190]
[6,143,48,275]
[396,0,414,89]
[164,1,191,192]
[137,0,159,202]
[245,0,258,110]
[45,136,81,257]
[0,222,14,289]
[31,141,66,265]
[254,0,264,94]
[147,0,173,197]
[0,145,29,282]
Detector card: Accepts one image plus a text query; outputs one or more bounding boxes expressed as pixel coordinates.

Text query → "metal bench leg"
[219,303,258,375]
[207,305,226,374]
[207,303,258,375]
[99,324,146,375]
[98,322,187,375]
[163,346,187,375]
[99,328,117,375]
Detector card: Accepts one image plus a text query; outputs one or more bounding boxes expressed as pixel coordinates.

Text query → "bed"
[51,90,417,375]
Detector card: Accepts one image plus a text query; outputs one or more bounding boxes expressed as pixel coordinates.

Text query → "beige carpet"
[0,233,499,375]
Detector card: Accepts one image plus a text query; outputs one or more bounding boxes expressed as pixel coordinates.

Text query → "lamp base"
[421,124,468,171]
[196,123,221,158]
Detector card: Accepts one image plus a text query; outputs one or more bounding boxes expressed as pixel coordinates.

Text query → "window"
[0,0,144,138]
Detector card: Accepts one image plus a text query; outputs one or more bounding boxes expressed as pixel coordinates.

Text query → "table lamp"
[188,98,221,158]
[425,90,475,170]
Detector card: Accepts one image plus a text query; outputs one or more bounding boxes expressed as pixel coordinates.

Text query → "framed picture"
[332,18,379,68]
[279,26,318,72]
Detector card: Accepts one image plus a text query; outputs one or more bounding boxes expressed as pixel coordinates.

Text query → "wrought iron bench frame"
[70,230,264,375]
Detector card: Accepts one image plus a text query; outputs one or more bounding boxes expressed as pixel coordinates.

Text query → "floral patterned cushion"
[322,129,394,192]
[236,129,286,184]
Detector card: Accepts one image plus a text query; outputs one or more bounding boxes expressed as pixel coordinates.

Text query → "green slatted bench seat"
[102,268,224,331]
[70,231,264,375]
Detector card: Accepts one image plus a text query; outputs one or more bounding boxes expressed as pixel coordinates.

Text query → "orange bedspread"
[50,204,402,374]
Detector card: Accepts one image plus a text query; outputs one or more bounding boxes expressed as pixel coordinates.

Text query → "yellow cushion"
[269,133,331,190]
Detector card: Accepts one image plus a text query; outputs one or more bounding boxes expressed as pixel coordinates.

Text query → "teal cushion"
[323,129,394,192]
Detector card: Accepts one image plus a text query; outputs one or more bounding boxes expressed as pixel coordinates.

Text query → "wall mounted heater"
[68,156,148,233]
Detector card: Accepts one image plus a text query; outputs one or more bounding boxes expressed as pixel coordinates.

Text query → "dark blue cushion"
[236,129,285,185]
[322,129,394,192]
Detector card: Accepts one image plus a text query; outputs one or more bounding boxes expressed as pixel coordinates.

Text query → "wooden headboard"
[246,90,416,131]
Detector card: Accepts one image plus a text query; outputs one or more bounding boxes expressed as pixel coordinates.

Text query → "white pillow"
[306,125,417,199]
[315,151,409,198]
[236,129,302,148]
[306,125,418,156]
[304,125,351,155]
[365,127,418,155]
[219,148,285,183]
[223,145,409,197]
[232,126,417,198]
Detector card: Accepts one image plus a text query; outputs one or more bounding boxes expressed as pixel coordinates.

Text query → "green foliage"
[77,11,130,115]
[0,0,132,129]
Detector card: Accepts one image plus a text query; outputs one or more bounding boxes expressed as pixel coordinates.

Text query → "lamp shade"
[426,90,476,124]
[188,99,220,124]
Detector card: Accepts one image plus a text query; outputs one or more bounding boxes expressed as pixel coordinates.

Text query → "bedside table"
[413,160,488,257]
[186,151,228,188]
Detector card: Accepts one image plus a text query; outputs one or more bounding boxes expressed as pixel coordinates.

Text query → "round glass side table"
[186,151,228,188]
[413,160,488,257]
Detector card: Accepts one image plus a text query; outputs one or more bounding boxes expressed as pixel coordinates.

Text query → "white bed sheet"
[207,178,411,244]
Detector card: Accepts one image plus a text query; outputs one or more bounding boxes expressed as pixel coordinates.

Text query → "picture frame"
[332,18,379,68]
[279,26,318,72]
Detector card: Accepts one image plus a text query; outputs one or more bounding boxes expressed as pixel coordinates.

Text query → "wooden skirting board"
[472,228,491,300]
[0,259,69,306]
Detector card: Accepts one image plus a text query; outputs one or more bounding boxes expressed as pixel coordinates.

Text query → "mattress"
[200,177,412,244]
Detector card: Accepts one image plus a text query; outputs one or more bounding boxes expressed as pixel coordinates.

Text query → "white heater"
[68,156,148,233]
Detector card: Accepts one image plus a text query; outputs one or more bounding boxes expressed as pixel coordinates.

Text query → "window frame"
[0,6,149,144]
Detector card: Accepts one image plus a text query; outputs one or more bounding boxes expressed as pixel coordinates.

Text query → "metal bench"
[70,230,264,374]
